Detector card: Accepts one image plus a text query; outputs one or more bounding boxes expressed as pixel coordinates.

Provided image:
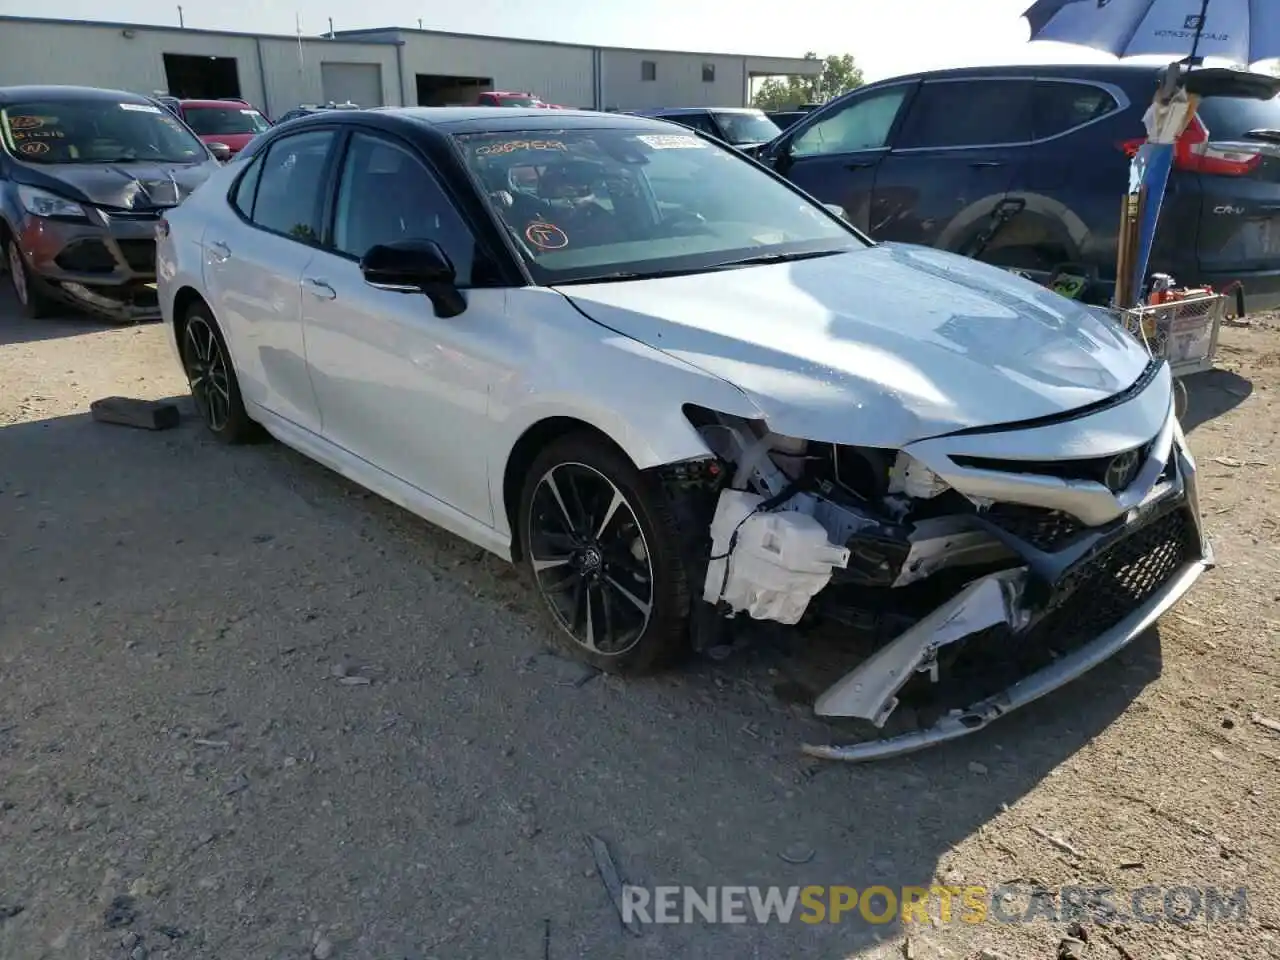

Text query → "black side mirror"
[208,142,232,163]
[360,238,466,318]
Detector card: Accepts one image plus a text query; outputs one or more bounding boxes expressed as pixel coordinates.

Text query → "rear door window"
[1032,81,1120,139]
[895,79,1035,149]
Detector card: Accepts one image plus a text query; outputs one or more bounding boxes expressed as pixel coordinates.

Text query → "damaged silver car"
[155,110,1211,761]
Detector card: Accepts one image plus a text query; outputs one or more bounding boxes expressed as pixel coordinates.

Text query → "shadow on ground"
[0,400,1164,959]
[1180,368,1252,433]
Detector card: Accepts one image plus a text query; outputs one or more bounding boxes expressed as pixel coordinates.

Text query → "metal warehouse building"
[0,15,818,117]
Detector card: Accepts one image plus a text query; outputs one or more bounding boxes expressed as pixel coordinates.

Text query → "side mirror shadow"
[822,203,848,221]
[360,238,466,318]
[207,142,232,163]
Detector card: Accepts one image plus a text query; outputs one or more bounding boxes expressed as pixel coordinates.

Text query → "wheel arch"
[170,285,209,340]
[501,416,635,562]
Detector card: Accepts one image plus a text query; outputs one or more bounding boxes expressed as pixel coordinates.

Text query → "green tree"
[752,52,864,111]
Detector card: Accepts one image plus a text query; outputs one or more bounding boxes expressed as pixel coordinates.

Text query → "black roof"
[874,62,1165,84]
[0,84,155,104]
[631,106,765,116]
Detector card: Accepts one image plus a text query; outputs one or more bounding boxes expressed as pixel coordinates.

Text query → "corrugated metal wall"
[391,33,596,109]
[598,50,748,110]
[0,18,818,117]
[257,39,399,116]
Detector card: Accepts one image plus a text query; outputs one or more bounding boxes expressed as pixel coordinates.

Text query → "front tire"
[180,302,257,444]
[517,432,692,675]
[6,238,56,319]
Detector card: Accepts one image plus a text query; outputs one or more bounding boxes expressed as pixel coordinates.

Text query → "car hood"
[554,242,1152,449]
[11,160,218,212]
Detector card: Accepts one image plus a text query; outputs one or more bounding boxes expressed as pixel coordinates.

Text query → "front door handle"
[845,160,875,170]
[969,160,1004,168]
[303,277,337,300]
[208,239,231,261]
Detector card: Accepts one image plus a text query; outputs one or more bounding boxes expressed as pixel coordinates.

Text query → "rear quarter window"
[1032,81,1121,139]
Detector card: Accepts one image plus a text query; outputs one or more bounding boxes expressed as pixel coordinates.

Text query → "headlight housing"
[17,185,87,220]
[888,452,949,499]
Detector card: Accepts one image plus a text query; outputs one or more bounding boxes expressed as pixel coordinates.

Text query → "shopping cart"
[1113,291,1229,419]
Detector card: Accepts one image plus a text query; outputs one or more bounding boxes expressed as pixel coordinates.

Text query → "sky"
[0,0,1135,81]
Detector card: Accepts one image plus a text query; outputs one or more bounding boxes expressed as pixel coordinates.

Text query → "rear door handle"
[845,160,875,170]
[969,160,1004,168]
[208,240,231,261]
[303,277,337,300]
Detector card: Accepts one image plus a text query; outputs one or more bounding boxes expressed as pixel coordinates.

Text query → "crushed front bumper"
[803,414,1213,762]
[16,210,161,321]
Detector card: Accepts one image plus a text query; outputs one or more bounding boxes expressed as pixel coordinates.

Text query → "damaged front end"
[669,359,1212,761]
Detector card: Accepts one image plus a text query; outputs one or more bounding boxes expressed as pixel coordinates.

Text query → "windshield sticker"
[239,109,258,115]
[476,139,568,157]
[637,134,705,150]
[12,129,66,141]
[525,221,569,250]
[17,141,50,156]
[120,102,163,113]
[9,115,45,130]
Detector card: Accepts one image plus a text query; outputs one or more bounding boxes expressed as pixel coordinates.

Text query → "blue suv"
[759,63,1280,309]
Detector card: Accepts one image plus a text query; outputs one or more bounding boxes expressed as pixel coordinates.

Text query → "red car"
[476,91,563,109]
[172,98,271,158]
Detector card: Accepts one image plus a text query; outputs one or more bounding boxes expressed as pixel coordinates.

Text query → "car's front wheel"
[5,238,56,319]
[518,432,692,675]
[180,301,257,444]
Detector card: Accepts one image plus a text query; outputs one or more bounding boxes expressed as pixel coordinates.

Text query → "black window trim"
[317,125,505,290]
[889,75,1130,154]
[225,124,343,250]
[641,60,657,82]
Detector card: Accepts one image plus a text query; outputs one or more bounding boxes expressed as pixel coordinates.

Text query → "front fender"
[488,288,764,539]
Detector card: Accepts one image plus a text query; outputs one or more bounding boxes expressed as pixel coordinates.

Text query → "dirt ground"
[1,289,1278,960]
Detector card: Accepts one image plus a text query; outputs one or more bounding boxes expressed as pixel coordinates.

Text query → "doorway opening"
[162,54,242,100]
[415,74,492,106]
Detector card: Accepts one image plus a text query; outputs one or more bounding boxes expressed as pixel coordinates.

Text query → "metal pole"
[328,17,334,38]
[177,5,184,27]
[1187,0,1211,63]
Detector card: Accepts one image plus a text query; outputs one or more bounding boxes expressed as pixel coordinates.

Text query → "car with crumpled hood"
[0,84,221,321]
[156,108,1213,762]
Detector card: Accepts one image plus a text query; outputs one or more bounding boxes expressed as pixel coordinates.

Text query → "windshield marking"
[525,221,570,249]
[476,139,568,156]
[119,103,163,113]
[18,141,50,156]
[636,134,705,149]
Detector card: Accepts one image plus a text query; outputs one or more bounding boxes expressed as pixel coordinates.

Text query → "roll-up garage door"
[320,62,383,107]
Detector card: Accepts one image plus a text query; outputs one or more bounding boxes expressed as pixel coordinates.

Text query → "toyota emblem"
[1105,450,1141,493]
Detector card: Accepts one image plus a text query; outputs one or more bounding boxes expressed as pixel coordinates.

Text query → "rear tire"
[5,237,56,319]
[180,301,258,444]
[517,432,692,675]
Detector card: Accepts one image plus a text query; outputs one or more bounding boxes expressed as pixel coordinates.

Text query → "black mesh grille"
[116,240,156,273]
[55,239,116,273]
[916,506,1198,710]
[984,503,1086,551]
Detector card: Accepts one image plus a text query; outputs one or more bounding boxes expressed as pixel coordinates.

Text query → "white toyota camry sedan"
[156,107,1212,760]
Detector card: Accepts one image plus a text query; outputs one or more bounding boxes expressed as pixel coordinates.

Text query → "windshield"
[0,99,207,164]
[712,111,782,144]
[497,95,541,107]
[182,105,270,136]
[454,127,863,284]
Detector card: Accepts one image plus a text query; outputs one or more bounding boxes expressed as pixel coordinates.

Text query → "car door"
[872,77,1034,253]
[202,127,337,433]
[300,129,506,525]
[768,82,917,234]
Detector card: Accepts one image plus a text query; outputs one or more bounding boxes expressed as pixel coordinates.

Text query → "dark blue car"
[759,63,1280,310]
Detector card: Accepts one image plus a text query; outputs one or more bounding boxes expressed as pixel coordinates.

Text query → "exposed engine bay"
[663,397,1213,762]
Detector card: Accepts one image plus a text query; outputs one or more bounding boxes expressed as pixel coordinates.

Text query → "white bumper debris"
[703,489,850,625]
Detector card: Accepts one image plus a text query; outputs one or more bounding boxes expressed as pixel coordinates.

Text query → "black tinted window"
[252,130,334,242]
[1196,95,1280,139]
[1033,81,1119,139]
[665,113,717,136]
[230,155,263,218]
[896,80,1034,149]
[332,132,478,284]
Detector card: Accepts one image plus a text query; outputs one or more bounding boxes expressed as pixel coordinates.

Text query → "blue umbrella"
[1024,0,1280,66]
